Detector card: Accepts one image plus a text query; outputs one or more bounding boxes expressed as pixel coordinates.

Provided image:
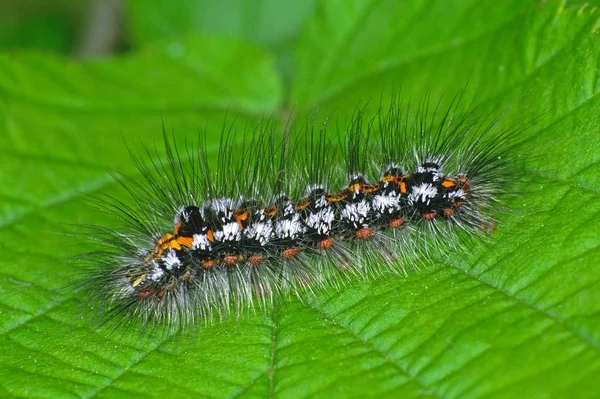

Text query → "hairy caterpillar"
[77,94,523,332]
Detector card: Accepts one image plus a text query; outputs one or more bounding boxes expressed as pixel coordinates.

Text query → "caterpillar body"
[78,95,522,331]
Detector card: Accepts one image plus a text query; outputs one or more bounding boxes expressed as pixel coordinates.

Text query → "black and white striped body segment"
[137,161,471,297]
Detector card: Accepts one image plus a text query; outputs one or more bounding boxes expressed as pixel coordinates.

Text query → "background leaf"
[129,0,318,84]
[0,1,599,398]
[0,1,82,53]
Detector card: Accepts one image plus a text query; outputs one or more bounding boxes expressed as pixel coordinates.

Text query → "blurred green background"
[0,0,84,53]
[0,1,599,398]
[0,0,318,85]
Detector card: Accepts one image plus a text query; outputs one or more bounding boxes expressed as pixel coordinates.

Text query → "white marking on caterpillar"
[409,183,438,205]
[163,249,181,270]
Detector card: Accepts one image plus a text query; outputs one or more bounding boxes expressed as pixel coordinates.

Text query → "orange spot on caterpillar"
[151,222,196,258]
[443,208,455,217]
[422,211,436,221]
[149,233,176,258]
[389,218,404,229]
[234,210,250,229]
[325,192,347,202]
[176,236,193,248]
[207,230,215,242]
[362,184,380,194]
[263,205,278,217]
[348,183,362,192]
[318,237,335,249]
[234,210,249,221]
[347,181,380,193]
[355,228,372,239]
[223,255,243,265]
[248,255,264,265]
[201,260,215,269]
[157,234,174,248]
[294,198,311,211]
[394,176,409,193]
[282,248,300,259]
[441,178,456,188]
[173,222,182,235]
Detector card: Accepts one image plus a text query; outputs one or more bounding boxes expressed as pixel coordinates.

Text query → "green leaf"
[0,3,81,53]
[127,0,318,84]
[128,0,317,50]
[0,1,599,398]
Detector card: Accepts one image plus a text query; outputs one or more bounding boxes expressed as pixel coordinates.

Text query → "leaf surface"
[0,1,598,398]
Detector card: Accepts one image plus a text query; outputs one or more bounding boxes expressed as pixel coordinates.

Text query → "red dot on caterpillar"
[282,248,301,259]
[355,228,373,240]
[248,255,265,265]
[318,237,335,249]
[389,218,405,229]
[223,255,241,265]
[422,211,437,221]
[201,260,215,269]
[443,208,455,217]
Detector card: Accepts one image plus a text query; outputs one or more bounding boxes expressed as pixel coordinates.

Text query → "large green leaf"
[128,0,317,51]
[128,0,318,84]
[0,2,82,53]
[0,1,598,398]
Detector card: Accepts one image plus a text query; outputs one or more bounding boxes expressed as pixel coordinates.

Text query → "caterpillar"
[77,94,523,332]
